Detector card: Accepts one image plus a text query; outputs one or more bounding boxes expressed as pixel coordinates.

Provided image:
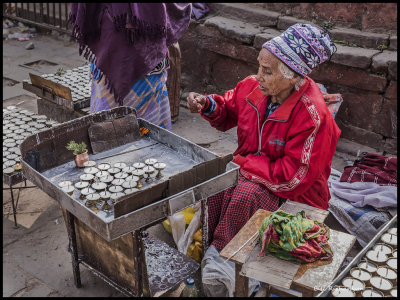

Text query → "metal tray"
[20,107,239,241]
[316,214,397,296]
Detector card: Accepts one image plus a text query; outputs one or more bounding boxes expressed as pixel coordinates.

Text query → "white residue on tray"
[40,136,200,223]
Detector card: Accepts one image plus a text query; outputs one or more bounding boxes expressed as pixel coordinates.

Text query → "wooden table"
[219,201,356,297]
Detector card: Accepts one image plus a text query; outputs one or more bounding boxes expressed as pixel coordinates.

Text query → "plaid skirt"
[207,173,284,251]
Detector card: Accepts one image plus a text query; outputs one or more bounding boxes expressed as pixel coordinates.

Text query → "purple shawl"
[68,3,192,105]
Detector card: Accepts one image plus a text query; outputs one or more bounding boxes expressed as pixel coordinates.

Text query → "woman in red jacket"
[187,23,341,253]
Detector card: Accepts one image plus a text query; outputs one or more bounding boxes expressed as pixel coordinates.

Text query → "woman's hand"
[187,92,207,113]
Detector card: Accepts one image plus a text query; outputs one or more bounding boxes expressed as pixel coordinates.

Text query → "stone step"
[200,15,397,81]
[207,3,397,51]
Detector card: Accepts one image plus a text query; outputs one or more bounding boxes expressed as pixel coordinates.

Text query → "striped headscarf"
[263,23,336,77]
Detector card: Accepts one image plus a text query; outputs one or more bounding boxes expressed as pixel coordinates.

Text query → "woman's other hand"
[187,92,207,113]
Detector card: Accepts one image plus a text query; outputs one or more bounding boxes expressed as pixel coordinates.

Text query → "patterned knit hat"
[262,23,336,77]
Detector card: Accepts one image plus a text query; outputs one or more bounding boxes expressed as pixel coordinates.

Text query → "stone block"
[360,3,398,33]
[236,45,259,64]
[207,3,280,27]
[204,16,262,44]
[277,16,305,30]
[370,99,397,138]
[180,30,215,90]
[335,90,384,132]
[329,27,389,49]
[195,25,238,58]
[389,35,397,50]
[211,55,258,90]
[371,51,397,76]
[331,44,379,69]
[336,118,384,151]
[311,63,387,92]
[385,80,397,100]
[253,28,282,49]
[388,61,397,81]
[383,138,397,155]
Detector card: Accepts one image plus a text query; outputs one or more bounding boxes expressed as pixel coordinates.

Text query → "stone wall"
[179,3,397,154]
[252,3,398,34]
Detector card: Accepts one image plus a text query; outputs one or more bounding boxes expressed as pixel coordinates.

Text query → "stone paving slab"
[253,28,282,49]
[208,3,279,27]
[329,26,389,49]
[204,16,262,44]
[2,261,27,297]
[371,51,398,80]
[331,44,380,69]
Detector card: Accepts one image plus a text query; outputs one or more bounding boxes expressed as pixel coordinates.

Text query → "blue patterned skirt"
[90,68,172,131]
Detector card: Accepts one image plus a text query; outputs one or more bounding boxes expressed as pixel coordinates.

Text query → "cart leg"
[132,230,151,297]
[235,263,248,297]
[10,185,19,228]
[65,211,82,288]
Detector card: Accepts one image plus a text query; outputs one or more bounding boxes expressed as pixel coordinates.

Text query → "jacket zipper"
[246,98,287,156]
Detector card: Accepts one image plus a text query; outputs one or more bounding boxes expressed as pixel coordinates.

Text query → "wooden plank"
[240,245,300,289]
[240,229,356,296]
[29,73,72,101]
[235,264,248,297]
[74,217,137,292]
[166,42,181,122]
[279,199,329,223]
[220,206,355,297]
[292,229,356,294]
[220,209,271,265]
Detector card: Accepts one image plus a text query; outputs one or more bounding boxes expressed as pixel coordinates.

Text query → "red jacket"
[201,75,341,210]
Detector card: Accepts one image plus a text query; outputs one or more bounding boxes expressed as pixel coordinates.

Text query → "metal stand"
[3,180,37,228]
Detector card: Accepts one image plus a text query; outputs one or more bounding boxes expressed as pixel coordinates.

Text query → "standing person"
[68,3,192,130]
[187,23,340,296]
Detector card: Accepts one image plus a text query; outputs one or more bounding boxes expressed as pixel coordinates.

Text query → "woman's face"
[256,48,298,102]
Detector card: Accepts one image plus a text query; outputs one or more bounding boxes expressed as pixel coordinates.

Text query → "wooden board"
[219,209,271,265]
[240,245,300,289]
[29,73,72,101]
[219,201,328,266]
[240,229,356,295]
[292,229,356,294]
[73,216,138,292]
[279,199,329,223]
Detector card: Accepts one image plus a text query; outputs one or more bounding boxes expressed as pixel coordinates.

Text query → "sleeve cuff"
[201,96,217,115]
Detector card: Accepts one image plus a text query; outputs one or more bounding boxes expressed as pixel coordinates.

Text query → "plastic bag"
[178,209,201,254]
[162,206,197,233]
[168,213,186,247]
[165,203,201,257]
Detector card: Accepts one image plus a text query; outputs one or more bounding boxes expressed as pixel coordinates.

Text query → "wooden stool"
[220,201,356,297]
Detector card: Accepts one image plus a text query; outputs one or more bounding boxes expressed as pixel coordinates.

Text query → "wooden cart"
[20,106,239,296]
